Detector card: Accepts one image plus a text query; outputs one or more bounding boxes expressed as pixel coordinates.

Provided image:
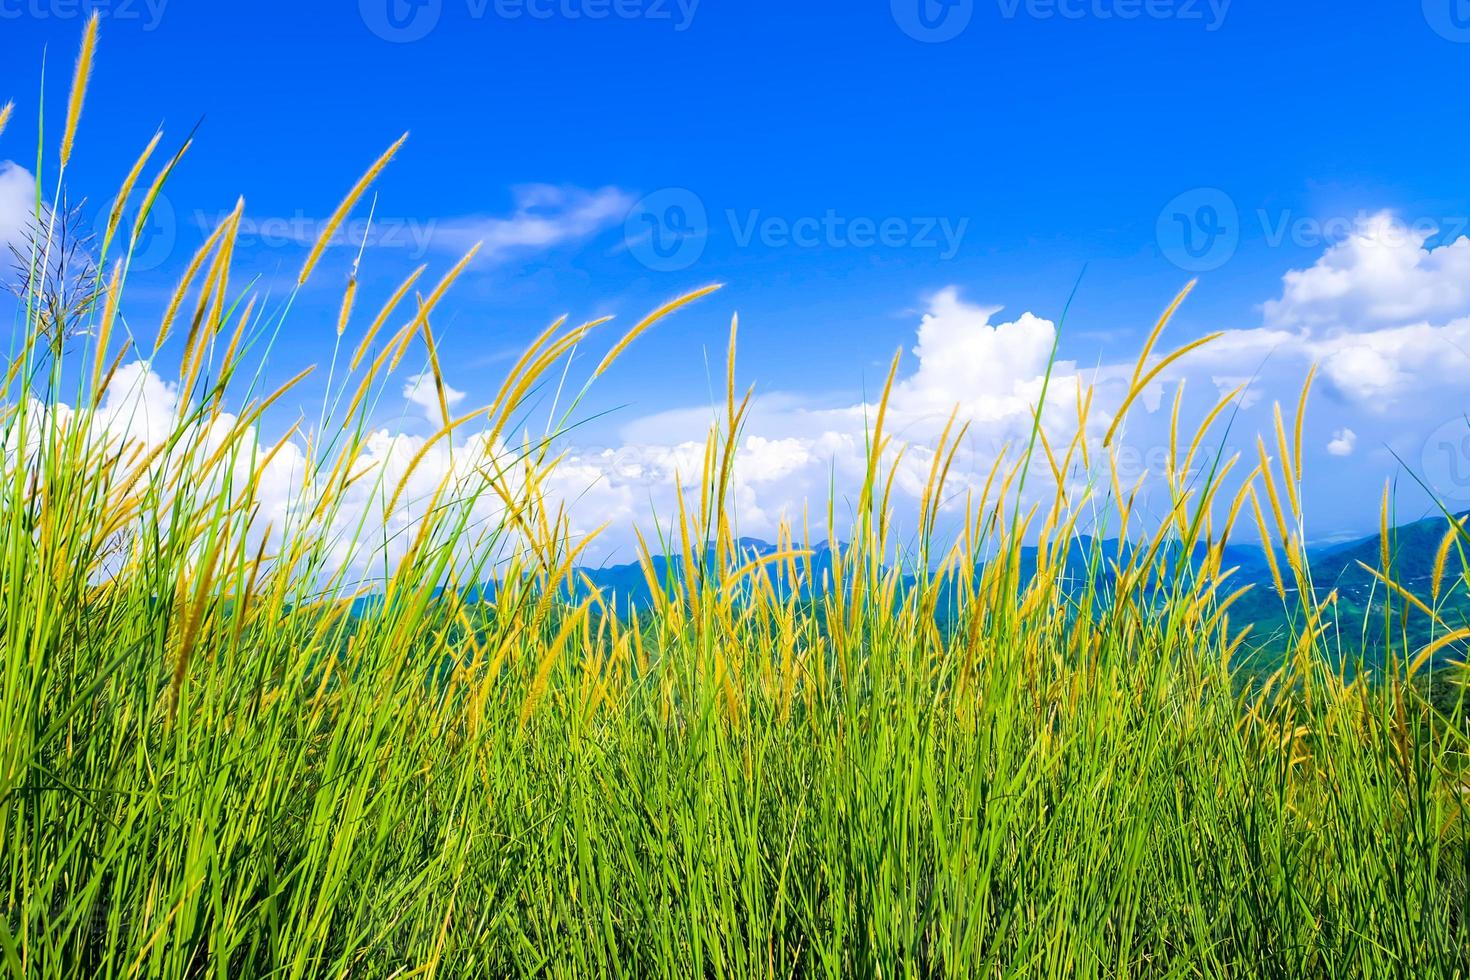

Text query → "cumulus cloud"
[402,371,466,420]
[0,161,37,253]
[34,362,525,588]
[1166,214,1470,413]
[1263,212,1470,332]
[891,287,1067,422]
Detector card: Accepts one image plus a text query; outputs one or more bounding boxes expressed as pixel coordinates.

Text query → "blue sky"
[3,1,1470,559]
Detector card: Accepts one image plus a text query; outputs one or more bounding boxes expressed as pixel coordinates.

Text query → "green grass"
[2,19,1470,978]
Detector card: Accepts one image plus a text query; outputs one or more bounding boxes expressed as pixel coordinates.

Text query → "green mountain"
[489,511,1470,674]
[1227,511,1470,671]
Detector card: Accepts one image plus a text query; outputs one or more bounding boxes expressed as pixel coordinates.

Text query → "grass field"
[3,20,1470,978]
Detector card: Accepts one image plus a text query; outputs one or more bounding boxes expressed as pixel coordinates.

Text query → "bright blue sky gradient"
[3,1,1470,546]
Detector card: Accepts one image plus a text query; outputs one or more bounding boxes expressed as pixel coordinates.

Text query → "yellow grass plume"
[60,13,99,166]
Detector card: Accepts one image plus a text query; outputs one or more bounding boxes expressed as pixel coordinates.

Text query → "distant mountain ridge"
[1226,510,1470,660]
[353,510,1465,668]
[565,512,1470,663]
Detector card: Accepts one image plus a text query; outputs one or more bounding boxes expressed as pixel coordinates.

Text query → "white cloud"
[402,371,466,421]
[33,364,523,587]
[1174,215,1470,410]
[0,161,37,254]
[95,360,185,447]
[1311,320,1470,406]
[1327,428,1357,457]
[890,287,1071,423]
[1263,211,1470,332]
[197,184,635,267]
[428,184,635,260]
